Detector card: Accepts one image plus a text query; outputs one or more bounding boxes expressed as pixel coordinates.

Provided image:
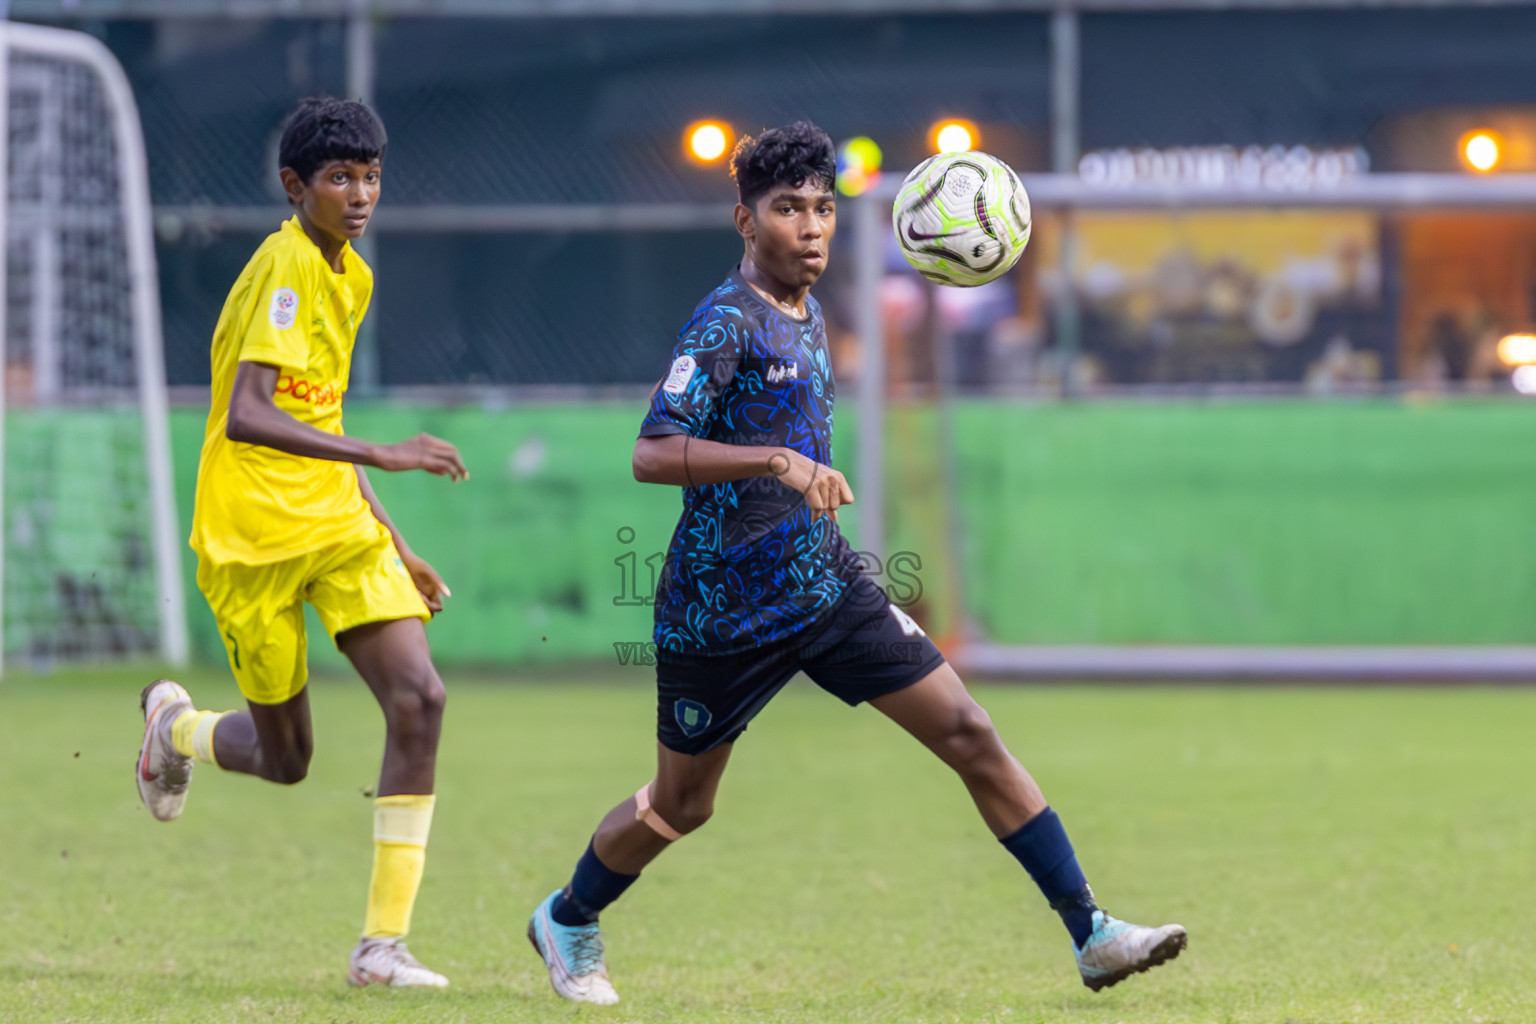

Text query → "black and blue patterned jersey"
[639,266,861,655]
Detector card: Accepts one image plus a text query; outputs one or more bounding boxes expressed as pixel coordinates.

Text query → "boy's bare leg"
[872,664,1187,990]
[208,691,315,784]
[869,664,1045,837]
[334,617,450,988]
[338,617,445,796]
[136,678,314,824]
[591,741,734,873]
[528,741,734,1005]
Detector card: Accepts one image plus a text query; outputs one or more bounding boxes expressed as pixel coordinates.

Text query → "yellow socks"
[169,709,227,767]
[363,794,436,939]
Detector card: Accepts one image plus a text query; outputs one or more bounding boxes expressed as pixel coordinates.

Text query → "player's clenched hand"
[773,449,855,522]
[402,551,451,614]
[374,433,468,481]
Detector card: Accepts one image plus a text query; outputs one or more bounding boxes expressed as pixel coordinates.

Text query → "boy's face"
[281,158,381,243]
[738,180,836,292]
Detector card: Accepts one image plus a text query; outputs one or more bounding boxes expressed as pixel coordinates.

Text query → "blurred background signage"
[1078,146,1371,191]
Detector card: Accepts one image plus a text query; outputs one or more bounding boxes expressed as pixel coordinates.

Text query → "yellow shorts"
[197,523,429,705]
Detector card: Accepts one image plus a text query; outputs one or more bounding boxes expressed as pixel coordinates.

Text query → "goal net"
[0,23,185,670]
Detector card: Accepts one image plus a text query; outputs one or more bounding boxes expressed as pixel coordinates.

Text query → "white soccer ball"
[892,151,1031,287]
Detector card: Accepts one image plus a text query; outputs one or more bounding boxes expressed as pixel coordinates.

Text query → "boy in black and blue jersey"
[528,122,1187,1003]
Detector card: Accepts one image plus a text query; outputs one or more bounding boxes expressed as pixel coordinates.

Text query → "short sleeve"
[639,302,747,438]
[235,253,310,370]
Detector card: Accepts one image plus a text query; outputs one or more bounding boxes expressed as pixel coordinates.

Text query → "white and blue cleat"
[528,890,620,1005]
[1074,909,1187,991]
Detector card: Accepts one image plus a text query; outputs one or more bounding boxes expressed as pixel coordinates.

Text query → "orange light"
[1460,129,1503,173]
[930,118,979,154]
[1497,332,1536,366]
[685,120,731,164]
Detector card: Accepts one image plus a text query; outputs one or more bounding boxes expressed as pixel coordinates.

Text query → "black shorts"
[655,574,947,755]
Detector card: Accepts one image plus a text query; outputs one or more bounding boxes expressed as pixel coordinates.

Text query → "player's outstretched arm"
[632,434,853,520]
[355,466,451,612]
[226,360,468,481]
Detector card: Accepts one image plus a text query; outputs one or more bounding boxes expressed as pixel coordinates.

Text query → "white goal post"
[0,21,186,671]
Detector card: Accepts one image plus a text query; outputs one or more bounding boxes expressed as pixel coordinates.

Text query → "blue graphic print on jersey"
[639,267,862,655]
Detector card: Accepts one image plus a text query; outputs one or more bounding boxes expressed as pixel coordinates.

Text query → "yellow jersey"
[190,216,378,565]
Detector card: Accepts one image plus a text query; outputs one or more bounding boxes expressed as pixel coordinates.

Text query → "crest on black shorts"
[674,699,713,738]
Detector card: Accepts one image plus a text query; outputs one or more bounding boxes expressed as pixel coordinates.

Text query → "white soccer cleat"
[1074,910,1187,991]
[347,937,450,988]
[136,680,194,822]
[528,890,620,1005]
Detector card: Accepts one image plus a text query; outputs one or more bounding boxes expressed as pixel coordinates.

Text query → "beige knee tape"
[634,783,683,841]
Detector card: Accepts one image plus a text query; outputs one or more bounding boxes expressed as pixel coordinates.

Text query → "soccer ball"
[892,151,1031,287]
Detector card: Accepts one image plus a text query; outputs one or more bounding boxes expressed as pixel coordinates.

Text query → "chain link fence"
[50,7,1536,395]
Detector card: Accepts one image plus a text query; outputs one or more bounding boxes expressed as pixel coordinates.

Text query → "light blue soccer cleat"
[527,890,620,1005]
[1074,909,1187,991]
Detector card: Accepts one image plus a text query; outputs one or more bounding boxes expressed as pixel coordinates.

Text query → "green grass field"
[2,668,1532,1023]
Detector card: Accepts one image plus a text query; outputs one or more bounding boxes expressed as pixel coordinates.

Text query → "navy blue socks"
[1000,807,1099,947]
[550,812,1097,942]
[549,839,639,927]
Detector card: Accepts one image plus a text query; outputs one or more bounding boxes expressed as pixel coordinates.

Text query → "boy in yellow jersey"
[134,97,467,989]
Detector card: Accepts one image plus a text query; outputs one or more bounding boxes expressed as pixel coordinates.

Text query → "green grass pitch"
[2,668,1532,1023]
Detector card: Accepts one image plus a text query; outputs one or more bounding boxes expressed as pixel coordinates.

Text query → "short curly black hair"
[730,121,837,209]
[278,96,387,187]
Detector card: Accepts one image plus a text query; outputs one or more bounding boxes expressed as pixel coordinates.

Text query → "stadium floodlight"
[1497,332,1536,366]
[931,119,978,154]
[1460,129,1503,173]
[685,120,731,164]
